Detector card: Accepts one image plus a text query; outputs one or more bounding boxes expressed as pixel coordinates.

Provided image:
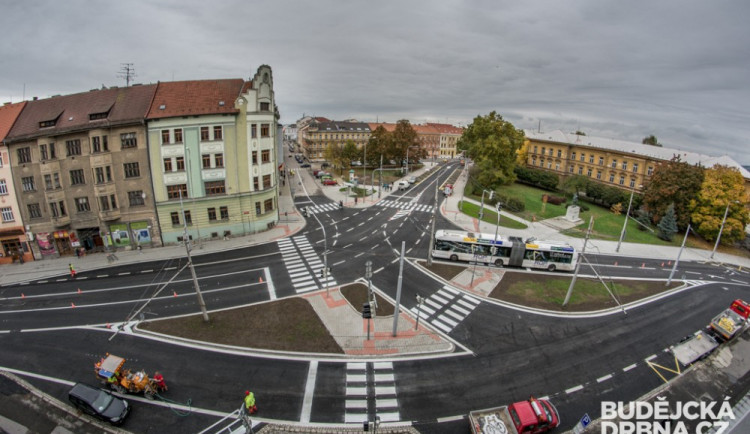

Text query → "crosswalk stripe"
[431,294,450,304]
[431,320,452,333]
[437,314,458,327]
[444,309,465,321]
[451,304,471,316]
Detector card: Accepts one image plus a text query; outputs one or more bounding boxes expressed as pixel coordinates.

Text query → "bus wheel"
[494,259,503,267]
[450,254,458,262]
[547,264,556,272]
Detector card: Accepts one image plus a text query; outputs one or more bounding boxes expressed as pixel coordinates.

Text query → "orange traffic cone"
[71,303,76,308]
[21,293,25,298]
[641,263,645,268]
[106,323,111,329]
[77,288,82,294]
[259,276,264,283]
[173,291,178,297]
[614,261,618,266]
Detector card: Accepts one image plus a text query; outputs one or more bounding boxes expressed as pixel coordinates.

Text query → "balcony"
[98,208,121,222]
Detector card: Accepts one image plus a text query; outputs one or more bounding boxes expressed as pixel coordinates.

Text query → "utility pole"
[179,190,209,322]
[378,154,383,199]
[118,63,136,87]
[392,242,405,337]
[427,168,440,266]
[563,216,593,307]
[667,224,691,285]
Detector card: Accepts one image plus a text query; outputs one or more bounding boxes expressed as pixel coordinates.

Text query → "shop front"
[0,227,32,264]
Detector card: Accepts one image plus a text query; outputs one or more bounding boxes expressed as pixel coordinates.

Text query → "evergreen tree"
[635,207,651,232]
[657,203,678,241]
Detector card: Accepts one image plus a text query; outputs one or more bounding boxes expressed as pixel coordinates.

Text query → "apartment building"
[426,123,464,159]
[146,65,279,244]
[4,85,160,258]
[0,102,29,263]
[302,120,370,161]
[524,130,750,193]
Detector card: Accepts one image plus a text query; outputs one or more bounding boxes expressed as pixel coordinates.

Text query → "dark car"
[68,383,130,425]
[300,163,311,168]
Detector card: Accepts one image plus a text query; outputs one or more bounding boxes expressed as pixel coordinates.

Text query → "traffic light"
[362,302,372,319]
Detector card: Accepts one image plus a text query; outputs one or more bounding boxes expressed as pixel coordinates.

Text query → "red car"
[322,178,337,186]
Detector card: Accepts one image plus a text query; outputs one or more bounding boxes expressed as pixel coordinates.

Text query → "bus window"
[473,245,490,255]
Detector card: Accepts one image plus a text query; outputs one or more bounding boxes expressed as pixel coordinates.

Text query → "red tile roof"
[368,122,397,132]
[426,123,464,134]
[6,85,157,142]
[0,102,26,141]
[147,79,245,119]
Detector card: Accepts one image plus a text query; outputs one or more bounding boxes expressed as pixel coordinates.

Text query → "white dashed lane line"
[597,374,613,383]
[566,385,584,394]
[623,363,637,372]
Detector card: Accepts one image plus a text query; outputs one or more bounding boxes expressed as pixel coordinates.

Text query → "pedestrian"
[244,390,257,414]
[153,372,168,392]
[75,248,80,259]
[69,263,76,278]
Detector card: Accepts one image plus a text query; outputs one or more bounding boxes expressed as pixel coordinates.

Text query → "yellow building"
[524,130,750,193]
[302,120,370,161]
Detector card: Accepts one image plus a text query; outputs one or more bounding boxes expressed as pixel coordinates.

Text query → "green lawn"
[465,182,700,248]
[457,201,528,230]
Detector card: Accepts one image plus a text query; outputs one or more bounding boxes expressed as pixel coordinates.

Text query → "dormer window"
[89,112,108,120]
[39,119,56,128]
[260,102,270,111]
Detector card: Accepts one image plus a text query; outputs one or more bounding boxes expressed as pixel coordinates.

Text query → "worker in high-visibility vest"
[244,390,257,414]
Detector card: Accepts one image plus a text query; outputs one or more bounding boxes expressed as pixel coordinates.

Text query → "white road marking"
[300,360,317,423]
[597,374,613,383]
[566,385,584,394]
[623,363,637,372]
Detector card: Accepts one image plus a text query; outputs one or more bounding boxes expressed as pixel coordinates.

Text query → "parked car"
[300,163,311,168]
[408,176,417,184]
[322,178,337,186]
[68,383,130,425]
[397,180,410,190]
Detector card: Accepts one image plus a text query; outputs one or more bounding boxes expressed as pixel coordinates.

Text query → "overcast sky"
[2,0,748,164]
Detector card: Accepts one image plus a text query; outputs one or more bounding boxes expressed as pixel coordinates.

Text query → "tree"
[642,135,662,147]
[562,175,589,199]
[324,143,345,174]
[391,120,423,165]
[635,207,652,232]
[641,156,703,229]
[457,111,525,187]
[657,203,678,241]
[690,165,750,244]
[365,126,391,166]
[574,130,586,136]
[342,140,359,167]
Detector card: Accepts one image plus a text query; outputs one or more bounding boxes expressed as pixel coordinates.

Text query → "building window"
[531,156,537,165]
[609,173,615,183]
[262,174,272,189]
[557,150,562,158]
[589,155,594,163]
[542,147,546,156]
[50,200,67,217]
[66,139,82,156]
[164,158,172,172]
[568,165,574,173]
[647,166,654,176]
[44,174,53,190]
[184,210,192,226]
[208,207,217,221]
[261,150,270,163]
[220,206,228,220]
[0,179,6,195]
[95,166,112,184]
[124,162,140,178]
[202,154,211,169]
[599,156,604,166]
[252,151,258,164]
[204,181,226,195]
[40,144,48,160]
[92,136,108,153]
[611,159,617,169]
[99,195,117,211]
[215,153,224,168]
[587,168,592,177]
[251,124,257,138]
[264,198,273,213]
[255,202,261,215]
[70,169,85,185]
[21,176,35,191]
[174,129,183,143]
[596,171,602,180]
[167,184,188,199]
[261,124,270,137]
[533,146,538,154]
[176,156,185,171]
[578,166,583,175]
[260,102,270,111]
[619,175,625,185]
[75,197,90,212]
[161,130,170,144]
[630,179,636,188]
[171,212,180,226]
[1,207,14,222]
[632,163,639,173]
[28,203,42,219]
[570,152,576,160]
[555,163,560,171]
[121,132,137,148]
[622,161,627,170]
[213,126,222,140]
[18,147,31,163]
[200,127,209,141]
[580,153,585,162]
[128,191,145,206]
[253,177,259,190]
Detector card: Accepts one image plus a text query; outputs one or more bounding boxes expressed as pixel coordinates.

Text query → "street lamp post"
[711,201,739,259]
[415,295,424,330]
[494,202,503,244]
[616,184,641,252]
[179,190,209,322]
[310,212,330,297]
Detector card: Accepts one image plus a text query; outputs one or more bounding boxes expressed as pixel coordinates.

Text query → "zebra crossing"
[299,201,339,215]
[376,200,434,213]
[410,285,480,334]
[345,362,400,424]
[277,235,337,293]
[389,209,411,221]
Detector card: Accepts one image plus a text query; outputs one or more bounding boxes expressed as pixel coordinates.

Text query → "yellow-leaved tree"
[690,165,749,244]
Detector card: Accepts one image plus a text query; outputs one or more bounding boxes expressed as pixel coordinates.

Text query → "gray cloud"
[2,0,748,163]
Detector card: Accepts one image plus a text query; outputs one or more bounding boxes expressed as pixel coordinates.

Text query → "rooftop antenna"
[118,63,136,87]
[537,120,541,133]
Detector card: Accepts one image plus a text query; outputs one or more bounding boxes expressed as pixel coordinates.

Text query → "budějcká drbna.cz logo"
[600,396,735,433]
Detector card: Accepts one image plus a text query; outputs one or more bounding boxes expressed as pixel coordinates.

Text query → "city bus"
[432,229,578,271]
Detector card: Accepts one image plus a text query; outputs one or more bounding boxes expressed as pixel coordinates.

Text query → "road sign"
[573,413,591,434]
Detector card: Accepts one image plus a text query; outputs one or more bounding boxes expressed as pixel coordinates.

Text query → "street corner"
[450,266,504,297]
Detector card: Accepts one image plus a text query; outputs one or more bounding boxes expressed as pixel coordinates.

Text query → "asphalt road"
[1,161,749,433]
